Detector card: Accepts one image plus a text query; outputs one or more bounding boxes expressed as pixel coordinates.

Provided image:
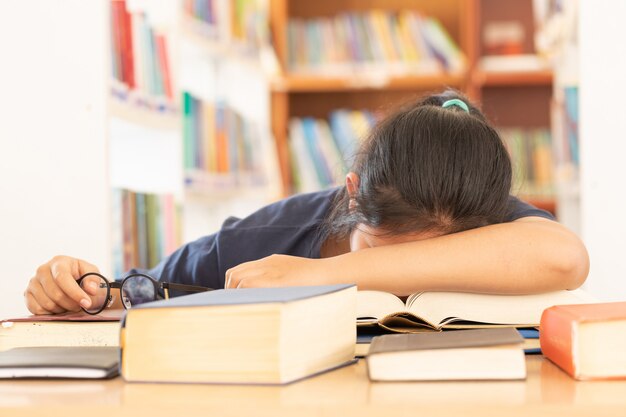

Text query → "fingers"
[225,260,258,289]
[24,256,103,315]
[38,266,82,312]
[225,267,236,289]
[50,258,94,309]
[25,278,67,315]
[80,275,102,296]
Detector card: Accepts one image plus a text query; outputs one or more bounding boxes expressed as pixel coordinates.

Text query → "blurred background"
[1,0,624,318]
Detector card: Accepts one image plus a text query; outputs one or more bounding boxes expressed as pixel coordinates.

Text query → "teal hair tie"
[442,98,470,114]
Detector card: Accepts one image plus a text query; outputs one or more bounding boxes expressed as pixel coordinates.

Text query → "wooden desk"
[1,355,625,417]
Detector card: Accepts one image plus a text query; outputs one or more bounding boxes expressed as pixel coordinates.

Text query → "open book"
[357,289,595,332]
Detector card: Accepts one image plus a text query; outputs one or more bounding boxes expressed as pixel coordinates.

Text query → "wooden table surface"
[1,355,625,417]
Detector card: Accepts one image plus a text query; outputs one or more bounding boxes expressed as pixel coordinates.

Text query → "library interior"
[0,0,626,415]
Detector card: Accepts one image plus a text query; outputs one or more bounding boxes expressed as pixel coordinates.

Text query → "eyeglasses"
[77,272,213,315]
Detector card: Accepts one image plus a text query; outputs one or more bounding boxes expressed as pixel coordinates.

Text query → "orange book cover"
[540,302,626,380]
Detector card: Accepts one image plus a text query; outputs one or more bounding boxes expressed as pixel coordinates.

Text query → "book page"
[357,291,406,323]
[406,289,596,328]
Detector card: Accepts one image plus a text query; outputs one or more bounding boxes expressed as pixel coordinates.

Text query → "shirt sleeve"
[125,232,222,290]
[506,195,555,221]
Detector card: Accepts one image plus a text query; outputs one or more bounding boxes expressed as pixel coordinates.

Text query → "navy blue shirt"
[135,188,554,289]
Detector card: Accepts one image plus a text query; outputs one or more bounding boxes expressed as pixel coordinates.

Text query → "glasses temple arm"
[162,282,214,293]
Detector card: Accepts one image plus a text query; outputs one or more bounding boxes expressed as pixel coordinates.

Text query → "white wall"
[579,1,626,300]
[0,1,109,318]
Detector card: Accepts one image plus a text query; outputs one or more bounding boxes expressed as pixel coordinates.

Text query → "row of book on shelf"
[288,109,557,200]
[287,10,465,75]
[500,128,554,197]
[289,109,377,193]
[111,188,181,278]
[110,0,174,102]
[182,91,269,188]
[182,0,271,49]
[551,85,579,183]
[2,283,625,383]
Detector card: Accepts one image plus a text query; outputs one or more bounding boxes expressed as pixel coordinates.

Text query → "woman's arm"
[225,217,589,295]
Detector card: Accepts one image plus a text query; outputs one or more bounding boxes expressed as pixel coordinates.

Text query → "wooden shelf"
[184,170,277,201]
[271,73,467,93]
[473,69,553,87]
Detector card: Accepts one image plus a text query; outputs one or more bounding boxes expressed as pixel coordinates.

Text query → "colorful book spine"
[500,128,555,198]
[289,110,378,193]
[112,189,181,275]
[286,10,461,74]
[182,91,269,187]
[109,1,174,101]
[232,0,270,47]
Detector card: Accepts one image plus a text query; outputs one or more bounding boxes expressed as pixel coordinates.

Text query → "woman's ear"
[345,172,359,198]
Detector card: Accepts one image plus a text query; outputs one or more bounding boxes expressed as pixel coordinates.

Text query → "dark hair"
[323,90,512,239]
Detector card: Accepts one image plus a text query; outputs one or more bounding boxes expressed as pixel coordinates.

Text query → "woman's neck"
[320,235,351,258]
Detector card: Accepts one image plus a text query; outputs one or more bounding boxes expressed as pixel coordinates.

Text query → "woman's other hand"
[225,255,335,289]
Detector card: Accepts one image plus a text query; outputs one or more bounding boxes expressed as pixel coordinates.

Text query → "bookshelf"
[268,0,474,195]
[177,0,282,240]
[260,0,557,211]
[107,0,183,275]
[467,0,556,213]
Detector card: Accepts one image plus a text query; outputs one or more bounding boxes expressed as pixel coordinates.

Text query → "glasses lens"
[79,274,109,314]
[121,275,157,308]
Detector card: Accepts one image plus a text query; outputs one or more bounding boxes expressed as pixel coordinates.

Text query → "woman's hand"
[225,254,335,289]
[24,256,101,315]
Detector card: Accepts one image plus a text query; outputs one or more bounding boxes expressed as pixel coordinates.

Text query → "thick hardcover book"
[121,285,357,384]
[367,328,526,381]
[0,346,119,379]
[540,302,626,380]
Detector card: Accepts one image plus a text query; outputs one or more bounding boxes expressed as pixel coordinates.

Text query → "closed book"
[0,310,122,352]
[356,328,541,357]
[366,328,526,381]
[540,302,626,380]
[0,346,119,380]
[120,285,357,384]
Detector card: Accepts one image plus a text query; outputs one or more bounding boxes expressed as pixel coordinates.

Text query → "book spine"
[156,35,173,99]
[182,91,194,170]
[540,305,579,379]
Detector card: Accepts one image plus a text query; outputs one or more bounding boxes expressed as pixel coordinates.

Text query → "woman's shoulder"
[506,195,555,221]
[222,187,342,230]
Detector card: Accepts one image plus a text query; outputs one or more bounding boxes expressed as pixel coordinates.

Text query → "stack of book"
[6,285,621,384]
[287,10,465,75]
[111,189,180,276]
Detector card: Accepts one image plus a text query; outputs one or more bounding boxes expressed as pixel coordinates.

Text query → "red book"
[120,1,135,88]
[110,1,123,81]
[540,302,626,380]
[155,35,173,99]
